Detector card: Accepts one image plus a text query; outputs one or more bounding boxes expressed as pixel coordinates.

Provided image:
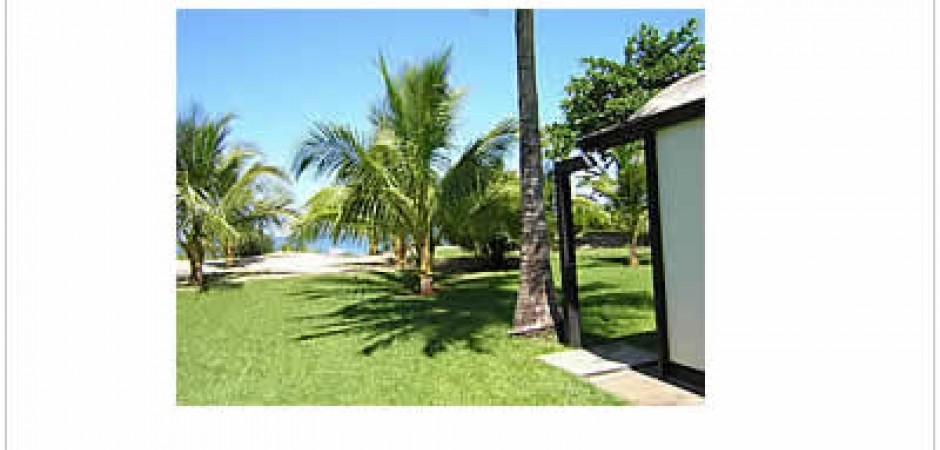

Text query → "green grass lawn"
[177,247,653,405]
[561,247,657,350]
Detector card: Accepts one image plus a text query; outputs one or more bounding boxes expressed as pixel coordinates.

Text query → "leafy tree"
[552,18,704,267]
[293,50,517,294]
[560,18,705,137]
[570,196,612,235]
[542,123,578,161]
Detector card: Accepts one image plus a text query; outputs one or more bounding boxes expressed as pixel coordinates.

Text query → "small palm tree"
[177,106,292,285]
[216,148,293,265]
[580,144,648,267]
[439,170,522,268]
[294,50,517,294]
[291,185,386,256]
[292,125,407,264]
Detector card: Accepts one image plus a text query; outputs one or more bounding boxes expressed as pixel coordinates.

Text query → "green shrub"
[400,270,421,294]
[480,233,514,269]
[236,232,274,257]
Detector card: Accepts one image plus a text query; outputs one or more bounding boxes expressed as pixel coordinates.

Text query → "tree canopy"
[560,17,705,139]
[547,17,705,266]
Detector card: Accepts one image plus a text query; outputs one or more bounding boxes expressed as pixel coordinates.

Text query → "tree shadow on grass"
[583,330,659,353]
[288,264,658,358]
[577,254,652,268]
[203,255,264,268]
[177,272,246,292]
[433,256,520,277]
[290,272,520,357]
[288,271,413,301]
[571,279,658,353]
[577,281,654,308]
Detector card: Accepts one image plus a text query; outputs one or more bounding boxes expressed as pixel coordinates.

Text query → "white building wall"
[655,117,705,371]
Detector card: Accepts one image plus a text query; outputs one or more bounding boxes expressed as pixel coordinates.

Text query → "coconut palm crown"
[177,106,293,285]
[292,49,518,294]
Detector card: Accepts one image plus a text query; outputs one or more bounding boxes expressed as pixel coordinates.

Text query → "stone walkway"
[538,342,703,406]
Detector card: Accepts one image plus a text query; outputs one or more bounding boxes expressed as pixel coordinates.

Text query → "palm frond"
[439,117,517,212]
[293,122,367,181]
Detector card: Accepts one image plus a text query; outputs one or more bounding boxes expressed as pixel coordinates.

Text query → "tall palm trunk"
[511,9,557,337]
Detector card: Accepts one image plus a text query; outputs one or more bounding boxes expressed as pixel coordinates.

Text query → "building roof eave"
[575,71,707,152]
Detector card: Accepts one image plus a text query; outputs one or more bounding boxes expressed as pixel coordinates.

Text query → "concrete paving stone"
[538,349,629,377]
[588,370,703,406]
[538,343,704,406]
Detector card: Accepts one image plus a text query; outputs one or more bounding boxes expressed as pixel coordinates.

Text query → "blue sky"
[177,9,705,204]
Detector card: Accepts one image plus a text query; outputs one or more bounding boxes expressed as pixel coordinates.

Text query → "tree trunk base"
[225,245,235,267]
[191,268,204,287]
[419,274,434,295]
[629,243,640,268]
[189,260,204,286]
[508,323,556,337]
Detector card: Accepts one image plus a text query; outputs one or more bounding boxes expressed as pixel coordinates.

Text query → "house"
[555,71,705,392]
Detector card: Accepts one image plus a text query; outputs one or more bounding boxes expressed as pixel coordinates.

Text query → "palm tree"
[291,184,389,257]
[176,106,292,285]
[294,50,517,294]
[292,124,408,264]
[512,9,557,336]
[611,145,648,268]
[291,185,351,244]
[438,170,522,269]
[578,144,648,267]
[216,148,293,265]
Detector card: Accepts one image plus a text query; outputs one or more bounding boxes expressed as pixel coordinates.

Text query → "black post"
[547,172,567,344]
[643,132,670,376]
[555,168,581,348]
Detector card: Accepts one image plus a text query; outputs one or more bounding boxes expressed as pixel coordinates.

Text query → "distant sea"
[176,235,371,257]
[273,235,370,255]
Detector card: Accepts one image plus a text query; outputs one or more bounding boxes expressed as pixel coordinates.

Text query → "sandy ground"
[176,251,394,282]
